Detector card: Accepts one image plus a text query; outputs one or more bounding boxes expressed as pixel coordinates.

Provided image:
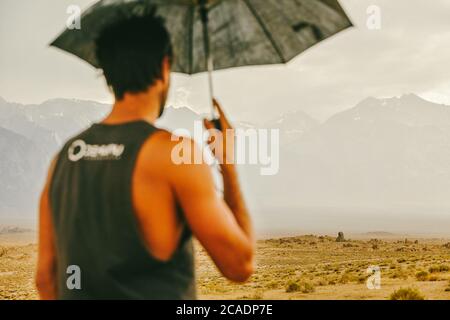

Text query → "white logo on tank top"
[68,139,125,162]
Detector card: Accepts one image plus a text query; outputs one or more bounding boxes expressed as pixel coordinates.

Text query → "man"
[36,14,254,300]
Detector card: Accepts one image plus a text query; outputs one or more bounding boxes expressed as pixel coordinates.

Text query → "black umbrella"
[51,0,352,117]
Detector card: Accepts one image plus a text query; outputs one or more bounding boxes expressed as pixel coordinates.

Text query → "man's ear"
[162,56,171,86]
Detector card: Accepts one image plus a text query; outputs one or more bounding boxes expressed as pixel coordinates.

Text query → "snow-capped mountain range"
[1,94,450,234]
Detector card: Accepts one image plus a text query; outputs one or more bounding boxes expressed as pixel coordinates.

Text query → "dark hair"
[96,15,173,100]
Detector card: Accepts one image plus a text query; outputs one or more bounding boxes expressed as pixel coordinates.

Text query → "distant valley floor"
[0,233,449,300]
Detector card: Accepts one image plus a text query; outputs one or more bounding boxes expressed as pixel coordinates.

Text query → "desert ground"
[0,231,449,300]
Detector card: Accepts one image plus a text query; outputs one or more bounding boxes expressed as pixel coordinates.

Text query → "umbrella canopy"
[51,0,352,75]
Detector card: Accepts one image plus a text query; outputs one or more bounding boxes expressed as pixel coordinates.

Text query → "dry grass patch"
[389,287,425,300]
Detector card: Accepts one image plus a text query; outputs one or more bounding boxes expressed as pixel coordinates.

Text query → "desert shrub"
[389,287,425,300]
[314,278,328,287]
[428,265,438,273]
[415,271,429,281]
[250,291,264,300]
[0,246,7,257]
[286,281,300,293]
[299,281,315,293]
[445,281,450,292]
[391,269,408,280]
[240,290,264,300]
[428,275,439,282]
[439,264,449,272]
[339,272,357,284]
[285,280,315,293]
[265,280,281,290]
[429,264,450,273]
[357,275,368,284]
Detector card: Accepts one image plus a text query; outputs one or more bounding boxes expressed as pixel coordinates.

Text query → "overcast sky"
[1,0,450,122]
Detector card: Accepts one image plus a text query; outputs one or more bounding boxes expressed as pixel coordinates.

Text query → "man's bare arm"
[36,158,58,300]
[206,99,254,246]
[221,164,254,249]
[166,101,254,283]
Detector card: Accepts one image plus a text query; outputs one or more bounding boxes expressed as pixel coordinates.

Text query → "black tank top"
[49,120,196,300]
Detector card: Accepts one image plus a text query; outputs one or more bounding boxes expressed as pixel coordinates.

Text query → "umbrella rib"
[218,1,236,65]
[242,0,285,64]
[187,5,195,75]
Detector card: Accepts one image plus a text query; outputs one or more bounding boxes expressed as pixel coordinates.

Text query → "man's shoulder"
[142,129,198,159]
[139,129,204,174]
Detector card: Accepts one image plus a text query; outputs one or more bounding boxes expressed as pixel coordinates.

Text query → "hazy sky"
[1,0,450,122]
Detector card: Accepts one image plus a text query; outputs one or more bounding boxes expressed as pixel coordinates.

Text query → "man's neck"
[102,91,162,125]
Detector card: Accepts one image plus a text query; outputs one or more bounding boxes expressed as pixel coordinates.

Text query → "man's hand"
[203,99,235,167]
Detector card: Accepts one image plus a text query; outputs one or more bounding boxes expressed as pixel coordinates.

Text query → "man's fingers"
[203,119,218,146]
[203,118,215,131]
[212,99,231,127]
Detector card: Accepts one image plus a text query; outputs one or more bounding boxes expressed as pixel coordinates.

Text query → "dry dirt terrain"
[1,232,449,300]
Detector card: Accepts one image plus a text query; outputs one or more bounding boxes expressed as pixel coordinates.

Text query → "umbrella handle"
[207,57,215,118]
[200,0,218,122]
[212,118,222,131]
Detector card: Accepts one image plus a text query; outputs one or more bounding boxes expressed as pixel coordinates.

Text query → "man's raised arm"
[167,100,254,283]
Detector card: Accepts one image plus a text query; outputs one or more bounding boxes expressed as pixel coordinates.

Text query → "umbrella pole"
[199,0,216,119]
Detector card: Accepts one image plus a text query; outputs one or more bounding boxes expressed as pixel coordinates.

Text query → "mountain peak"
[41,97,110,107]
[398,93,426,103]
[402,93,421,98]
[169,105,198,114]
[331,93,450,127]
[358,96,378,105]
[40,98,76,106]
[357,94,427,108]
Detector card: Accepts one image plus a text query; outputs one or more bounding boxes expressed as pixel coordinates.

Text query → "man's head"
[96,15,172,117]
